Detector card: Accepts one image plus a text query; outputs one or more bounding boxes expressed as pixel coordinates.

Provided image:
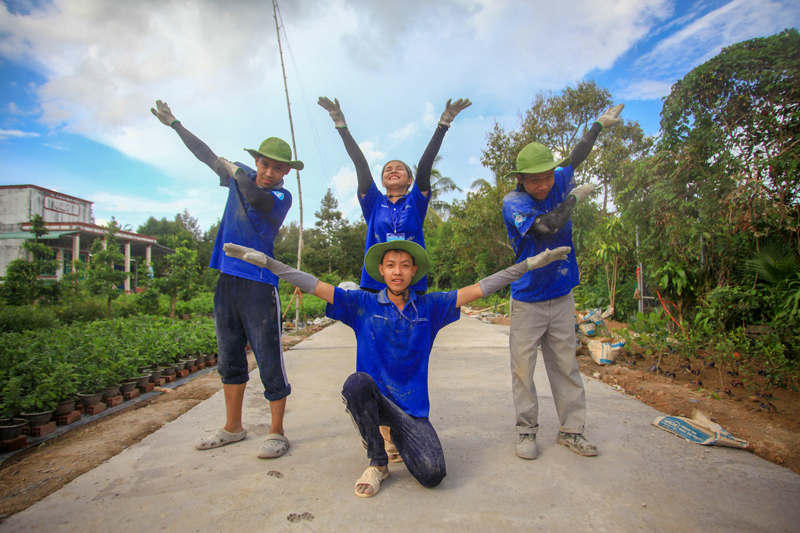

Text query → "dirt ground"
[1,320,799,520]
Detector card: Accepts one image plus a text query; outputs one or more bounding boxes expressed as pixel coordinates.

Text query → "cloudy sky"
[1,0,797,233]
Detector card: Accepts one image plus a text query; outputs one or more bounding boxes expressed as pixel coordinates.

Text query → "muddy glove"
[525,246,571,270]
[569,183,597,204]
[478,246,571,296]
[223,243,318,294]
[438,98,472,127]
[151,100,179,127]
[594,103,625,131]
[318,97,347,128]
[217,157,244,179]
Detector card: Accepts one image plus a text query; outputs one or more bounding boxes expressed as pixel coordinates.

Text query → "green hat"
[504,142,570,180]
[364,240,431,286]
[244,137,304,170]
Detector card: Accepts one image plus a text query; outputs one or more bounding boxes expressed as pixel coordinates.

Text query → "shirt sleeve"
[428,290,461,334]
[502,193,542,238]
[410,181,431,221]
[266,188,292,229]
[325,287,359,328]
[359,181,379,220]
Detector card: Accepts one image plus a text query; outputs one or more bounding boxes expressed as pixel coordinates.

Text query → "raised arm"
[415,98,472,196]
[151,100,228,180]
[223,243,335,304]
[569,103,624,169]
[318,97,374,197]
[455,246,571,307]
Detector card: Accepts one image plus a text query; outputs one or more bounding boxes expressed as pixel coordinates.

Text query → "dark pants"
[341,372,446,488]
[214,273,290,401]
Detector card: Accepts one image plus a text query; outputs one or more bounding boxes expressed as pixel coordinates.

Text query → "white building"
[0,185,172,292]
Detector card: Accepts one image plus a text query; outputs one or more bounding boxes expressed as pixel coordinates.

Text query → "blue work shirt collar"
[377,287,419,305]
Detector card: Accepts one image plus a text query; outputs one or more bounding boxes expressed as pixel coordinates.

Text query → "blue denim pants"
[342,372,446,488]
[213,273,290,401]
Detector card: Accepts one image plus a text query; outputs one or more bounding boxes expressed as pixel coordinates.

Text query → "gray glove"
[318,97,347,128]
[217,157,244,179]
[569,183,597,204]
[594,103,625,130]
[478,246,571,296]
[223,243,318,294]
[439,98,472,127]
[151,100,179,127]
[525,246,571,270]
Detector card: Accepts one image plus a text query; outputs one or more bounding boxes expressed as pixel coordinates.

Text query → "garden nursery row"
[0,316,218,449]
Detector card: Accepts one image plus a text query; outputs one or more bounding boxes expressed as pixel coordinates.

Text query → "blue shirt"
[359,181,430,292]
[326,287,460,417]
[502,165,579,303]
[209,163,292,286]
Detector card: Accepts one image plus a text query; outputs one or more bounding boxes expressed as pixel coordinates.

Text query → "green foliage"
[0,305,58,333]
[152,244,200,319]
[0,215,61,306]
[85,223,130,318]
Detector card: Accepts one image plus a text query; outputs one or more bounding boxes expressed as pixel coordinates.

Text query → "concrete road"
[3,317,799,532]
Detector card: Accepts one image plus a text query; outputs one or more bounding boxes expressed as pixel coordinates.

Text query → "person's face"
[517,170,555,200]
[382,161,412,191]
[255,156,291,188]
[378,250,417,292]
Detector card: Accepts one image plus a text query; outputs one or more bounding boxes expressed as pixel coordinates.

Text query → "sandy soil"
[1,321,798,520]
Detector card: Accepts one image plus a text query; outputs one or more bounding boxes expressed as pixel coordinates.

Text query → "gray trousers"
[509,291,586,435]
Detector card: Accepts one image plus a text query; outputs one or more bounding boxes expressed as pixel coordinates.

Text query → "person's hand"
[318,97,347,128]
[151,100,179,127]
[224,243,267,268]
[595,103,624,130]
[217,157,243,179]
[570,183,597,204]
[526,246,571,270]
[439,98,472,127]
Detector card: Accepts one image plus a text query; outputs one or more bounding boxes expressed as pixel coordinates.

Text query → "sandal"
[355,466,389,498]
[257,433,290,459]
[385,440,404,463]
[194,428,247,450]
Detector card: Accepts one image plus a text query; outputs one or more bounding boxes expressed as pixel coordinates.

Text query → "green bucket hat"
[244,137,304,170]
[364,240,431,286]
[504,142,570,180]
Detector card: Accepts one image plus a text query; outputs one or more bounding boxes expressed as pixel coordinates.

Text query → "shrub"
[0,305,58,333]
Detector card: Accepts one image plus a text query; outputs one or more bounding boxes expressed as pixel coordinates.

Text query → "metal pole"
[273,0,304,331]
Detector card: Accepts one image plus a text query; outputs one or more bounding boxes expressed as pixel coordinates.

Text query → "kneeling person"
[223,240,570,498]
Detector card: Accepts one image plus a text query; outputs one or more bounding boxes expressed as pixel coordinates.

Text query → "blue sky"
[1,0,797,233]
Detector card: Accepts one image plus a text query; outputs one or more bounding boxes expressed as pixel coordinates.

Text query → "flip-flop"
[257,433,290,459]
[385,440,404,463]
[355,466,389,498]
[194,428,247,450]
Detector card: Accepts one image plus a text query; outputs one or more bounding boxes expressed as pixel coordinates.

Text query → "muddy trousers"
[341,372,446,488]
[509,291,586,435]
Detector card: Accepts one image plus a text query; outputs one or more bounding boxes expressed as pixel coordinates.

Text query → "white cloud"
[0,128,39,139]
[357,140,386,165]
[617,79,673,100]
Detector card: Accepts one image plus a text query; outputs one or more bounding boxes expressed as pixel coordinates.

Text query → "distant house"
[0,185,173,292]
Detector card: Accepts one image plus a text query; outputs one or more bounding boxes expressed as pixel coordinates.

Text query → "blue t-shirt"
[502,165,579,303]
[326,287,460,417]
[359,181,430,292]
[209,163,292,286]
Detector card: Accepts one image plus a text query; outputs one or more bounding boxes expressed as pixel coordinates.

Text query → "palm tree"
[415,155,462,221]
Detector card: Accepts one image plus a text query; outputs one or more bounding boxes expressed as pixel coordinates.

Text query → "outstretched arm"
[569,103,624,169]
[455,247,571,307]
[151,100,228,180]
[216,158,276,213]
[318,97,374,197]
[416,98,472,196]
[223,243,334,303]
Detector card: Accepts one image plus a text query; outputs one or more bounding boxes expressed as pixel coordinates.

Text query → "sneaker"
[515,434,538,459]
[556,432,598,457]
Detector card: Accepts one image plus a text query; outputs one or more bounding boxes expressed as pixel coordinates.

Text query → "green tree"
[0,215,60,306]
[152,244,199,319]
[414,155,463,222]
[85,223,130,319]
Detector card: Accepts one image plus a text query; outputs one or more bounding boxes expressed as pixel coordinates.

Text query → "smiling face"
[381,160,412,192]
[517,170,555,200]
[254,156,291,188]
[378,250,417,293]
